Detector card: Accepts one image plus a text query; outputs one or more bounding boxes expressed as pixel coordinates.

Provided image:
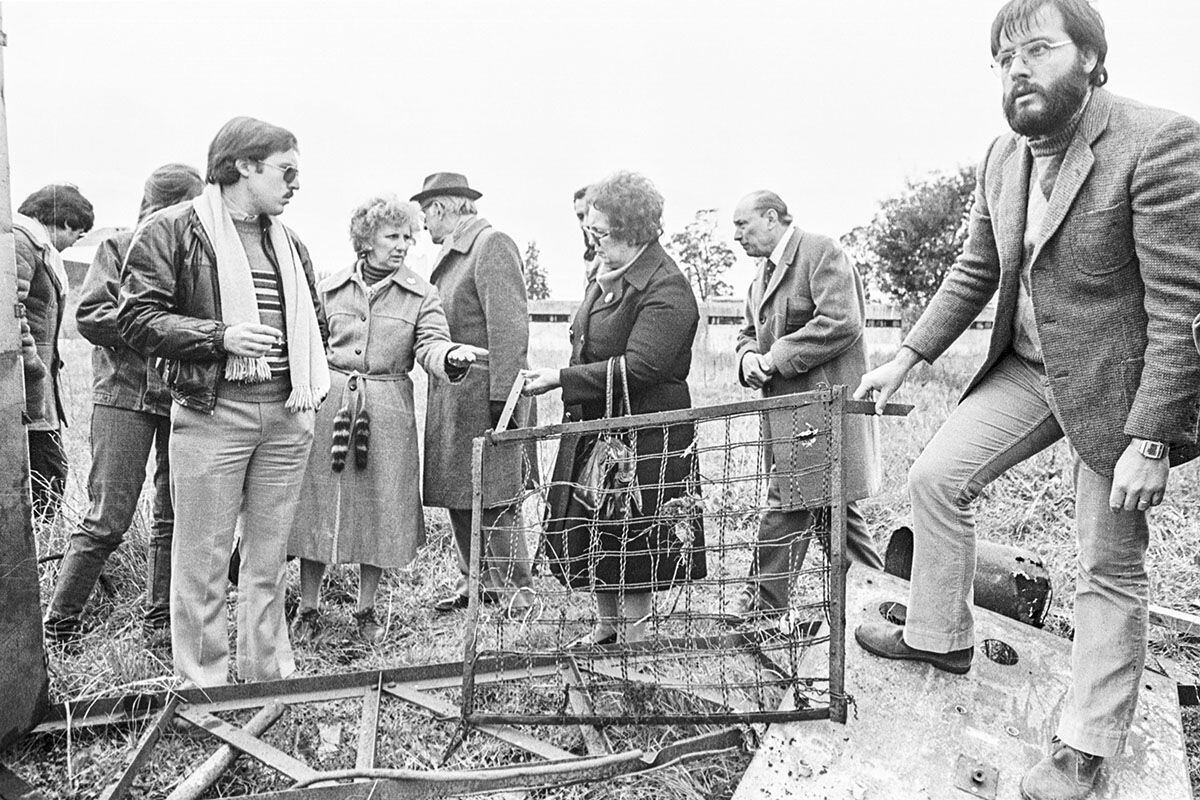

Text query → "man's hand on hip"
[1109,439,1169,512]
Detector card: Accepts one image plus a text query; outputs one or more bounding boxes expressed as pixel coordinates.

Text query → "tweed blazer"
[736,228,880,505]
[905,89,1200,476]
[423,216,534,508]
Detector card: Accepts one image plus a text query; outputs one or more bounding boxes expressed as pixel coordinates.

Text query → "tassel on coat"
[352,407,370,470]
[331,404,352,472]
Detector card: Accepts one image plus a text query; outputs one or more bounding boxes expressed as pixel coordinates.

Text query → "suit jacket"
[736,228,880,506]
[906,89,1200,475]
[423,216,534,508]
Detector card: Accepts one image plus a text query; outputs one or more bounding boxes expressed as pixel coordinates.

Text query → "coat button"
[355,348,363,355]
[360,314,367,321]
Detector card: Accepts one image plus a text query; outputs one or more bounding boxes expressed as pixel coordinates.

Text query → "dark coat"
[543,241,707,591]
[905,89,1200,475]
[15,226,66,431]
[736,228,880,507]
[117,203,327,414]
[77,230,172,416]
[422,217,536,509]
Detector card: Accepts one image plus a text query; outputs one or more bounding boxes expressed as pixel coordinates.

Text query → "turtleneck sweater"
[1012,90,1091,364]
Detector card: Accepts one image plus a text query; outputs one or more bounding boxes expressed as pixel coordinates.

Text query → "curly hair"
[18,184,94,232]
[991,0,1108,86]
[348,194,423,254]
[585,171,664,246]
[206,116,298,186]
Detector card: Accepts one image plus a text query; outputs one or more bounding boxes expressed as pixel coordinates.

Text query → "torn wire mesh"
[463,387,848,728]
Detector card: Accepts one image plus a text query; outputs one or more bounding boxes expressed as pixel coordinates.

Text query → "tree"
[668,209,736,301]
[841,165,976,327]
[523,240,550,300]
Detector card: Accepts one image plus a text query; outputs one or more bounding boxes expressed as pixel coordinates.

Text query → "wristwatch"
[1137,439,1168,459]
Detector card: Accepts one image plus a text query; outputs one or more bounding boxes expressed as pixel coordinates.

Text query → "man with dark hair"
[573,185,598,280]
[412,172,535,616]
[15,184,94,521]
[119,118,329,687]
[853,1,1200,797]
[43,165,203,648]
[731,190,882,621]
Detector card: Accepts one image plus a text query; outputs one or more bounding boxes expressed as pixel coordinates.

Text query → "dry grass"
[3,334,1198,797]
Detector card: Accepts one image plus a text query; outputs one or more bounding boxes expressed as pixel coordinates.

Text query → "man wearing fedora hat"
[412,172,535,614]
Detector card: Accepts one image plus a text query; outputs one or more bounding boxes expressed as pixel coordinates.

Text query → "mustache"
[1008,81,1041,99]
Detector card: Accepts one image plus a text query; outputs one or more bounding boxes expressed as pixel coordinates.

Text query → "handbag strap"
[603,355,632,419]
[605,356,615,419]
[617,355,631,416]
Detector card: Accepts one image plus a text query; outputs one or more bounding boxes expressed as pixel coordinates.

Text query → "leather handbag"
[572,355,642,519]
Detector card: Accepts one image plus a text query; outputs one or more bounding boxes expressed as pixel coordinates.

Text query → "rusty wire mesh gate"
[462,387,852,731]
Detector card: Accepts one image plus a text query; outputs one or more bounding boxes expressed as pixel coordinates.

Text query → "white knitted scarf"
[192,184,329,411]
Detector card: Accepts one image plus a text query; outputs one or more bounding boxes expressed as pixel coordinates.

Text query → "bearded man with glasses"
[119,116,329,688]
[852,1,1200,797]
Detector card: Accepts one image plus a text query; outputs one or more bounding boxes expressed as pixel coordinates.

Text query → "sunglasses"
[256,160,299,183]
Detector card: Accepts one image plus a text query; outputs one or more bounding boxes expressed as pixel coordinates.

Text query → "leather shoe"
[432,590,500,613]
[854,621,972,674]
[1020,739,1102,800]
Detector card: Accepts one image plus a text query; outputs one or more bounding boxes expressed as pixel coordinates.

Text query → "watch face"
[1140,441,1166,459]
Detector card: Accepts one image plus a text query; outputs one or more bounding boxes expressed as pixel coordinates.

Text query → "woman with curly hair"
[523,171,706,646]
[289,194,482,643]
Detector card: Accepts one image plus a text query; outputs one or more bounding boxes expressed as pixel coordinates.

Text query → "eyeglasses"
[991,39,1073,73]
[585,225,619,241]
[256,161,299,183]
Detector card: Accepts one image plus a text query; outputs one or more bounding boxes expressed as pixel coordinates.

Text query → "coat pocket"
[778,297,815,335]
[1064,204,1134,276]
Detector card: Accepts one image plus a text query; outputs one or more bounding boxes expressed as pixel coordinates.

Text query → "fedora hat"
[410,172,483,204]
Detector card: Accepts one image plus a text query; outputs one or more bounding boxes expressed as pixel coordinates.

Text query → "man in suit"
[573,185,598,282]
[853,1,1200,797]
[732,191,883,621]
[413,172,535,615]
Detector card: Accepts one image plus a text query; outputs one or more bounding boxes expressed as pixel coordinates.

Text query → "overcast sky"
[5,0,1199,298]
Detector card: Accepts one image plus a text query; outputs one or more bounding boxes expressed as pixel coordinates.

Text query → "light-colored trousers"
[169,397,315,688]
[904,353,1149,758]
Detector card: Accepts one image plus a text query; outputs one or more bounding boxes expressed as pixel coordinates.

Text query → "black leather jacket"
[117,202,327,414]
[77,230,173,415]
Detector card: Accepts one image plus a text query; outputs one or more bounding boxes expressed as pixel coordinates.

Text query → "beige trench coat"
[289,262,456,567]
[736,228,880,508]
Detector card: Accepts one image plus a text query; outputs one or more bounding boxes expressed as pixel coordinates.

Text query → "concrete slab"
[733,567,1191,800]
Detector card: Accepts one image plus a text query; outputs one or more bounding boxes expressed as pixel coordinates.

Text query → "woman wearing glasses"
[288,194,481,643]
[523,171,707,645]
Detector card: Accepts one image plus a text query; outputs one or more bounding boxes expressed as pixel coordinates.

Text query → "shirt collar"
[768,224,797,266]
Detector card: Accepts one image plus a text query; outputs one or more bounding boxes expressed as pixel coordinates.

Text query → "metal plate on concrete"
[733,567,1191,800]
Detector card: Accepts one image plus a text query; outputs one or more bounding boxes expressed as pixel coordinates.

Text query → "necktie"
[763,258,776,285]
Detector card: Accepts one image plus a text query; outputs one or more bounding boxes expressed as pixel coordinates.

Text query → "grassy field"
[3,330,1198,798]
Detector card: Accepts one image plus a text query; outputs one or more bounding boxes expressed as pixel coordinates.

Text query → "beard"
[1003,65,1090,137]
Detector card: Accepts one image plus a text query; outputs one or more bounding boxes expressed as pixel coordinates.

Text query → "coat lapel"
[995,144,1031,277]
[430,217,490,283]
[1028,90,1111,268]
[757,228,801,320]
[571,281,604,363]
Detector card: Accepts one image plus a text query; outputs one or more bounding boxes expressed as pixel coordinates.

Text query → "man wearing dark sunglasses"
[119,116,329,688]
[853,1,1200,797]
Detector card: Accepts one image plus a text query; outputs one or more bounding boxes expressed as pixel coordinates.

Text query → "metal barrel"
[883,526,1053,628]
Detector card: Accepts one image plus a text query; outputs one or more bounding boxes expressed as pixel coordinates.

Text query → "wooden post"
[0,5,52,750]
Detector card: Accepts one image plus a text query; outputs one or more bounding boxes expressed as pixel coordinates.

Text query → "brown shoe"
[854,621,973,674]
[1020,739,1102,800]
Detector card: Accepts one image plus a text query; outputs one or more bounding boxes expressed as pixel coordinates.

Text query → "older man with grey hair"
[732,190,883,622]
[413,173,535,615]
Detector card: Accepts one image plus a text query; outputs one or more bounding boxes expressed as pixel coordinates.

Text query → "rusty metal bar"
[466,708,830,727]
[1150,604,1200,638]
[582,661,757,715]
[166,702,285,800]
[827,386,848,724]
[355,676,381,774]
[175,705,320,783]
[559,658,612,755]
[232,727,746,799]
[382,684,575,761]
[409,664,561,691]
[97,696,179,800]
[461,435,486,720]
